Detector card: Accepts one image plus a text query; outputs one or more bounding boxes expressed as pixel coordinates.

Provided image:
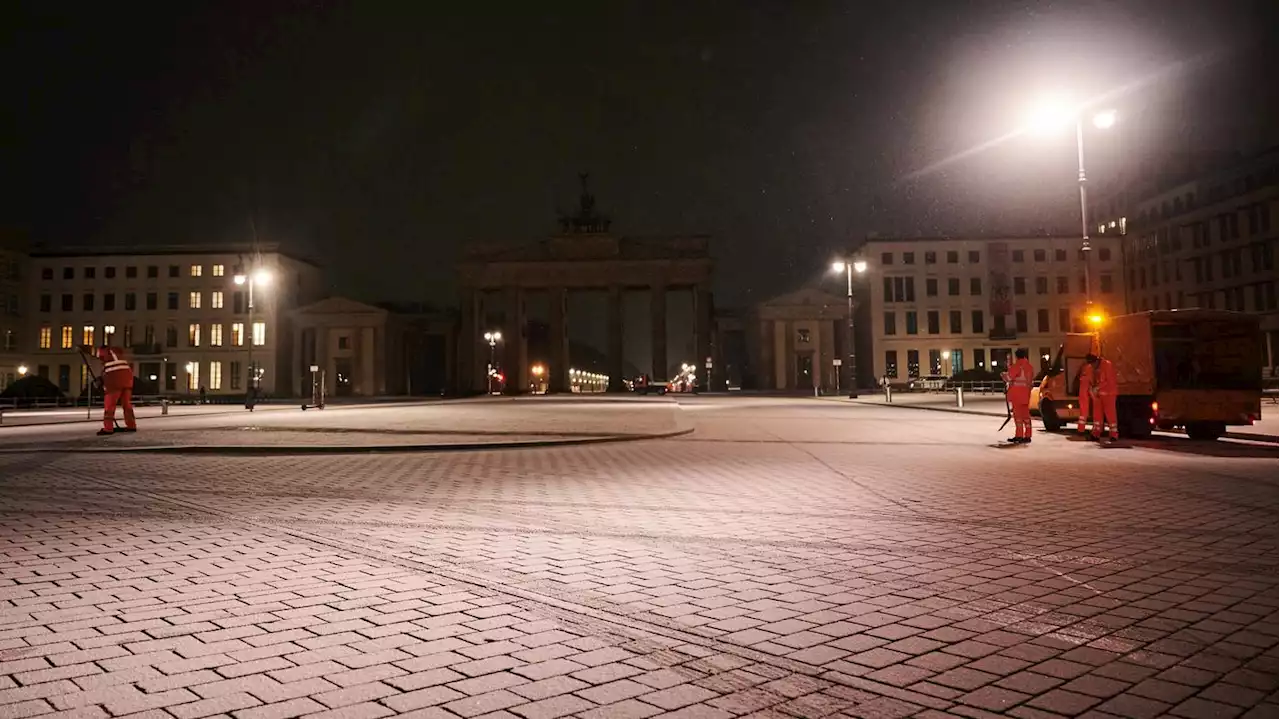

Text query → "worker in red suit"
[1075,360,1094,435]
[1089,353,1119,441]
[1002,348,1037,444]
[83,344,138,436]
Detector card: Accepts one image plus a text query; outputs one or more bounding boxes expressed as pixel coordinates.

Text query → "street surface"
[1,396,1276,719]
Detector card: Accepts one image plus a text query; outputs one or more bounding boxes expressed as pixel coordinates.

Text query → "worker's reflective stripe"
[102,350,129,373]
[1009,365,1033,387]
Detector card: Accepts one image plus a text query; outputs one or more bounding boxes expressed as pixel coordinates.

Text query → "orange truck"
[1034,310,1265,440]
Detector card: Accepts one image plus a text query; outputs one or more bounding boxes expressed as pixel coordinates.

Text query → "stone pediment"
[294,296,389,317]
[756,288,848,321]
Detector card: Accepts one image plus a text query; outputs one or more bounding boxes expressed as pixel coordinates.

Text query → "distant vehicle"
[908,375,947,391]
[632,375,668,396]
[1034,310,1265,440]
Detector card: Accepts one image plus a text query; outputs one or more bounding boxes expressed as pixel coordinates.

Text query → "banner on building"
[987,241,1012,317]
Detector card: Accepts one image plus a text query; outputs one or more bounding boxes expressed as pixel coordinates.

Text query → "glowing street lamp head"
[17,364,27,376]
[1087,313,1105,326]
[852,260,867,273]
[1092,109,1117,129]
[1025,94,1075,135]
[484,331,502,343]
[233,274,246,285]
[831,261,846,273]
[254,269,272,285]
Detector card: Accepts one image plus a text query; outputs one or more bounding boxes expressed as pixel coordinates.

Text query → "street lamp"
[1025,96,1117,308]
[234,268,273,408]
[941,350,952,378]
[17,365,27,377]
[831,259,868,398]
[483,331,502,394]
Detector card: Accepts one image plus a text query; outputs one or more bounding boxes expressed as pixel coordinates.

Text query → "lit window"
[252,322,266,346]
[189,291,201,309]
[231,322,244,347]
[209,361,223,390]
[188,323,201,347]
[186,362,200,390]
[61,326,73,349]
[210,324,223,347]
[82,325,95,346]
[39,326,52,349]
[211,291,224,309]
[212,264,225,277]
[190,264,202,277]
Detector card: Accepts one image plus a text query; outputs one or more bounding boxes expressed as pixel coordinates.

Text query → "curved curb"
[0,427,695,456]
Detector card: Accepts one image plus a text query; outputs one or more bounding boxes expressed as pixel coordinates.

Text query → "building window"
[188,324,201,347]
[1055,249,1067,261]
[83,293,95,311]
[1037,309,1049,333]
[1015,310,1028,333]
[947,251,959,264]
[189,291,202,309]
[190,264,203,277]
[949,310,962,334]
[143,324,155,346]
[103,293,115,312]
[1056,276,1069,293]
[1034,249,1046,262]
[209,361,223,390]
[168,265,180,278]
[881,252,894,265]
[1035,277,1048,295]
[948,278,960,296]
[147,265,158,278]
[1100,274,1114,293]
[85,267,97,279]
[884,277,915,302]
[63,267,74,280]
[146,292,157,310]
[187,362,200,391]
[126,266,137,279]
[926,311,940,334]
[167,292,179,310]
[1012,249,1025,263]
[211,291,224,309]
[39,326,51,349]
[1099,247,1112,261]
[60,326,73,349]
[338,336,351,350]
[105,267,116,279]
[970,278,982,295]
[971,310,985,334]
[883,312,896,336]
[125,293,136,311]
[122,325,133,346]
[252,322,266,346]
[972,348,986,369]
[1013,277,1026,295]
[165,325,178,348]
[230,361,243,390]
[905,311,918,335]
[924,251,937,264]
[82,325,95,346]
[212,264,225,277]
[884,351,898,379]
[795,328,811,344]
[906,349,920,378]
[1059,308,1071,332]
[926,278,938,297]
[61,294,73,312]
[233,291,247,314]
[231,323,245,346]
[929,349,942,375]
[39,294,51,312]
[41,267,53,280]
[968,250,980,263]
[903,252,915,265]
[210,324,223,347]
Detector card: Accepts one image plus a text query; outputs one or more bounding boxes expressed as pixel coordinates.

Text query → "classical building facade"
[861,235,1126,382]
[17,244,325,397]
[0,239,26,391]
[456,178,714,394]
[1093,148,1278,373]
[748,289,848,392]
[290,297,455,398]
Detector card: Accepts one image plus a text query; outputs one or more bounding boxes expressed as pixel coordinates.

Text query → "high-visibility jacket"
[95,346,134,390]
[1094,358,1118,395]
[1005,358,1035,402]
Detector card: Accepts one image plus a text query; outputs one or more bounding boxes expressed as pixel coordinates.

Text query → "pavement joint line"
[0,427,695,455]
[71,470,955,713]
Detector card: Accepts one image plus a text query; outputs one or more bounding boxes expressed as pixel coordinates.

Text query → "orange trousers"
[1092,393,1118,439]
[103,386,137,432]
[1076,391,1092,432]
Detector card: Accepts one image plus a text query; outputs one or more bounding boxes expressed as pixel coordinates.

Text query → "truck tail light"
[1150,401,1159,414]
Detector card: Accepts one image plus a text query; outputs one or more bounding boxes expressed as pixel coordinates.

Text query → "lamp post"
[483,331,502,394]
[831,259,868,398]
[234,268,272,409]
[1025,99,1117,309]
[941,350,952,378]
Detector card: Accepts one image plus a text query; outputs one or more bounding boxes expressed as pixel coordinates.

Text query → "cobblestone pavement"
[0,398,685,451]
[1,396,1276,718]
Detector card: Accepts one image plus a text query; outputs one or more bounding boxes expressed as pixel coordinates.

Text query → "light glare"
[1092,110,1117,129]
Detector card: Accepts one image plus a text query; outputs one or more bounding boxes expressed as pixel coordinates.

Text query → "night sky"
[5,1,1274,307]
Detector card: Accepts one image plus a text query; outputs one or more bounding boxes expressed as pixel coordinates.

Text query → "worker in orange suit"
[1003,348,1036,444]
[1088,353,1119,441]
[83,344,138,436]
[1075,360,1094,435]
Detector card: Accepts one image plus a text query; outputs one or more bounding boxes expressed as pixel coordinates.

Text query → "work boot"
[97,429,113,437]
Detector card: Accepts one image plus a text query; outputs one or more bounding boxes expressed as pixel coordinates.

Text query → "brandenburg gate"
[456,178,714,394]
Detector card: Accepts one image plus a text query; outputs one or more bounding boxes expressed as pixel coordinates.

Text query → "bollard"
[955,386,964,408]
[161,398,169,415]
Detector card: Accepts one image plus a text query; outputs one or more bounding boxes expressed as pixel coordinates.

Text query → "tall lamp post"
[234,268,272,409]
[1026,99,1117,309]
[831,259,868,398]
[483,331,502,394]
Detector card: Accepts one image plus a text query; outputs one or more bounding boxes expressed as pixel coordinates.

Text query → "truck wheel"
[1040,401,1063,431]
[1122,411,1152,439]
[1186,422,1226,441]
